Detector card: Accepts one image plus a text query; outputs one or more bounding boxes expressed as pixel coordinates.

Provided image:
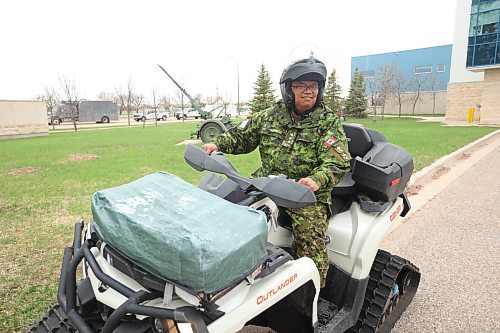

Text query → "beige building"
[446,0,500,125]
[0,100,48,139]
[376,91,447,115]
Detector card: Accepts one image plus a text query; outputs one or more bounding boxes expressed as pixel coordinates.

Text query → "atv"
[26,123,420,333]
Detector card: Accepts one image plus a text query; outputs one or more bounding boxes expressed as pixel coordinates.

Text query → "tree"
[132,93,144,114]
[392,70,409,117]
[148,89,159,127]
[248,64,276,114]
[323,68,342,112]
[115,76,136,125]
[159,95,171,111]
[409,75,425,115]
[377,64,398,119]
[58,74,79,131]
[426,72,443,114]
[365,74,382,121]
[36,86,60,129]
[345,68,366,117]
[193,93,206,108]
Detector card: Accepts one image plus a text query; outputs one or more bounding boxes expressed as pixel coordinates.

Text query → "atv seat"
[330,124,414,213]
[331,124,384,198]
[343,123,385,158]
[329,124,382,214]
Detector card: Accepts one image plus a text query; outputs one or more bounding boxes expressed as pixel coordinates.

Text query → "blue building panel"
[351,44,452,93]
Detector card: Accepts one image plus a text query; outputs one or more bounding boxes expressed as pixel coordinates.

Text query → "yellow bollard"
[467,108,475,124]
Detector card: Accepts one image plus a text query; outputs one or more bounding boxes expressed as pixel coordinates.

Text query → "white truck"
[174,108,201,120]
[49,100,119,125]
[133,109,170,122]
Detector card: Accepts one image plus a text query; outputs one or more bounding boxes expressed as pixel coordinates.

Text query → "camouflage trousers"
[287,202,330,288]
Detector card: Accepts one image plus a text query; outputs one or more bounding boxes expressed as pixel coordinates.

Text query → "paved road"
[381,144,500,332]
[49,116,195,130]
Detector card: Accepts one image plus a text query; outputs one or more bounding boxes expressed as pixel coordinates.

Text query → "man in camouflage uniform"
[203,56,351,288]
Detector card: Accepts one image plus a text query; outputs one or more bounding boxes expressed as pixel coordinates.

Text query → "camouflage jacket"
[213,101,351,204]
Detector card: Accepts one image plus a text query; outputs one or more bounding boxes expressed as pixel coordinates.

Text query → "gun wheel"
[200,123,223,143]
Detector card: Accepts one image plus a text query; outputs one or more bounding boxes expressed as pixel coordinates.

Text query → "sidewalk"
[381,129,500,333]
[416,115,500,127]
[394,128,500,227]
[373,114,500,127]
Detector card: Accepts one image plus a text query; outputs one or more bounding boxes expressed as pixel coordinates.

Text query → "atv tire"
[25,304,75,333]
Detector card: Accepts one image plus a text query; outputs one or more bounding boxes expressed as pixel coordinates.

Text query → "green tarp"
[91,172,268,293]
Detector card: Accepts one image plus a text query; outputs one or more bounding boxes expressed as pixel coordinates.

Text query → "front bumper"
[58,222,208,333]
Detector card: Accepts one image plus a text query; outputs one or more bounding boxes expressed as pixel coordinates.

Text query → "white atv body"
[26,124,420,333]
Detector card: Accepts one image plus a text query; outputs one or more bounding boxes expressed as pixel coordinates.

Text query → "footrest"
[357,193,391,212]
[317,298,339,326]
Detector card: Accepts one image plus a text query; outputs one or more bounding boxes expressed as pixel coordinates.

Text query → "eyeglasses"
[291,83,319,92]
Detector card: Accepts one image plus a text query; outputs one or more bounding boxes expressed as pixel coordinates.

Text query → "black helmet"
[279,55,327,110]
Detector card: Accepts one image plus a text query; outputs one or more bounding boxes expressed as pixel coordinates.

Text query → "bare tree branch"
[58,74,79,131]
[425,72,441,114]
[409,75,424,115]
[392,70,410,117]
[35,86,60,130]
[377,65,398,119]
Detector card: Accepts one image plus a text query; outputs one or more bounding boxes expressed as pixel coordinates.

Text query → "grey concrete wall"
[0,100,48,139]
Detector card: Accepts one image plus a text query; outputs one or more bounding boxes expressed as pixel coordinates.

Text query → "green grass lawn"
[0,119,496,332]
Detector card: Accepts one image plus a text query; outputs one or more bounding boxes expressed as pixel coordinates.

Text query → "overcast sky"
[1,0,458,104]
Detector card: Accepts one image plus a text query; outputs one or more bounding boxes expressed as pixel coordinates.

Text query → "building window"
[436,64,446,72]
[467,0,500,68]
[414,66,432,74]
[469,14,479,36]
[477,10,499,34]
[479,0,500,12]
[474,43,497,65]
[467,46,474,67]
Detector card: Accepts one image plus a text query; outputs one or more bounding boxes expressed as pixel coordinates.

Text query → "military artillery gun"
[157,64,235,143]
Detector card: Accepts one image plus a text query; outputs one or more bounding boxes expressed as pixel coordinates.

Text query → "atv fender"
[326,196,407,280]
[207,257,320,333]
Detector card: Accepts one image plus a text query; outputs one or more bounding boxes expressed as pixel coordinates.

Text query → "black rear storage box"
[351,141,413,202]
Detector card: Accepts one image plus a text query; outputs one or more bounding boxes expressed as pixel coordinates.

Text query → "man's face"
[291,80,319,113]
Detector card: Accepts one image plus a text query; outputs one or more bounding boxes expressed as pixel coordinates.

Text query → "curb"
[408,128,500,189]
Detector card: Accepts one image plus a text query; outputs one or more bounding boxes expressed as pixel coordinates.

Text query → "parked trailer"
[49,101,119,125]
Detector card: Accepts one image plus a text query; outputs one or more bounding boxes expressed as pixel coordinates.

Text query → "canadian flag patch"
[324,135,337,147]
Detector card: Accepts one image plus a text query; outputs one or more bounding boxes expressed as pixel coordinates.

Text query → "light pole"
[229,57,240,116]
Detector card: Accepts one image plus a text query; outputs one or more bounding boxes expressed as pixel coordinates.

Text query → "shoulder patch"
[330,145,350,162]
[324,135,337,147]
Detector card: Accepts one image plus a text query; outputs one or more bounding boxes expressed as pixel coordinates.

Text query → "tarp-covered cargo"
[91,172,268,293]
